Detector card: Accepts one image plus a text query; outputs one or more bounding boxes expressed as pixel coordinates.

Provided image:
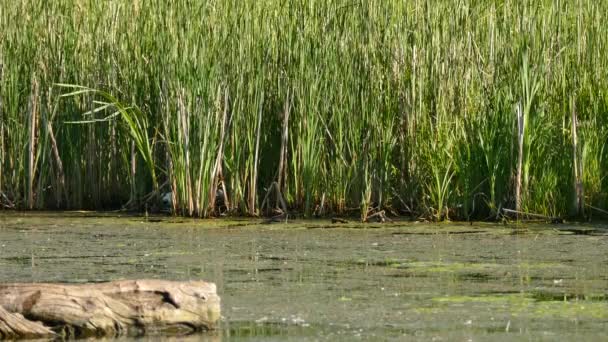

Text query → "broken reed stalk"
[46,120,65,207]
[129,140,137,207]
[319,192,325,216]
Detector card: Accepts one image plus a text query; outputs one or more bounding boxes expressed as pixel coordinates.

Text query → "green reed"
[1,0,607,220]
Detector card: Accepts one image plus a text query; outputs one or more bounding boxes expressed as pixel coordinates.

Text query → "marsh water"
[0,213,607,341]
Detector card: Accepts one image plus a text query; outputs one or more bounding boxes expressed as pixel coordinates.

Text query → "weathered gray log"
[0,279,220,339]
[0,306,54,339]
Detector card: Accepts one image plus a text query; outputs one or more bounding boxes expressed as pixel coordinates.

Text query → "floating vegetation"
[431,294,608,319]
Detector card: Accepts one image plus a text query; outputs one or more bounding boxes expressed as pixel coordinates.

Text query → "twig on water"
[364,209,391,223]
[502,208,563,223]
[260,181,288,219]
[0,191,15,209]
[585,204,608,216]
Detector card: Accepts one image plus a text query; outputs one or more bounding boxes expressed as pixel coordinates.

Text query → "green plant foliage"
[1,0,607,219]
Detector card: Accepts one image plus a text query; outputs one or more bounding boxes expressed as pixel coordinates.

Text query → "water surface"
[0,213,607,341]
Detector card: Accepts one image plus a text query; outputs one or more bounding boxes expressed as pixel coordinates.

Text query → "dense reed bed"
[1,0,607,220]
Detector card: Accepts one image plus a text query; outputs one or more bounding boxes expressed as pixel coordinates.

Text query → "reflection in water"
[0,213,607,341]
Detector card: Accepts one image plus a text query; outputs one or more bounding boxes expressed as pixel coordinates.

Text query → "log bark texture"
[0,279,220,339]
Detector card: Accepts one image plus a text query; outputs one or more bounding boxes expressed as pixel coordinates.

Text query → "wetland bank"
[2,0,608,339]
[1,1,608,221]
[1,213,607,340]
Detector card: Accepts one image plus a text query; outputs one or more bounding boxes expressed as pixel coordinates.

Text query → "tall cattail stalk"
[26,78,39,209]
[515,103,524,213]
[277,92,291,195]
[209,88,230,214]
[571,97,584,217]
[249,94,264,216]
[0,62,4,199]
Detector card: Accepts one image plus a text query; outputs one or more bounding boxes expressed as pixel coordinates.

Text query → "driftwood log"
[0,279,220,339]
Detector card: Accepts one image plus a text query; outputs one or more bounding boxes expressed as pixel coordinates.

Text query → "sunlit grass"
[1,0,607,220]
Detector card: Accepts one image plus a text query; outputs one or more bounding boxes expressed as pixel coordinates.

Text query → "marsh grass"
[1,0,607,220]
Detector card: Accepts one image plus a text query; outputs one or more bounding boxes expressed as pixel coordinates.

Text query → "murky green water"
[0,213,607,341]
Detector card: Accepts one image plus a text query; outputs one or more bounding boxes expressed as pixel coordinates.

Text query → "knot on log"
[0,280,220,339]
